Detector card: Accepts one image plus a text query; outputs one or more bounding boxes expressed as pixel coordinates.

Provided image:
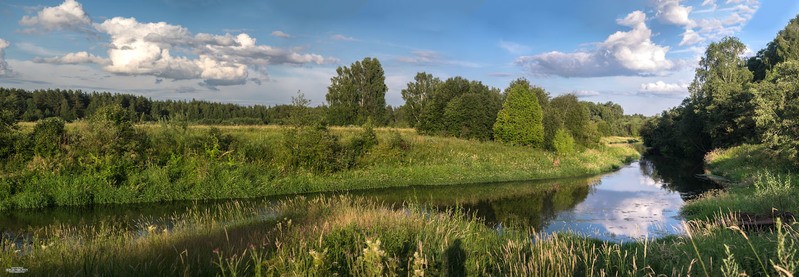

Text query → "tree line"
[1,58,645,150]
[640,14,799,163]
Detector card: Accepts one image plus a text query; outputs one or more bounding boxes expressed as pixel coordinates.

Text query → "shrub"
[552,128,576,155]
[281,124,341,174]
[31,117,66,157]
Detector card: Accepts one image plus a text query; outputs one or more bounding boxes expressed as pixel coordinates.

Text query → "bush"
[281,124,341,174]
[31,117,66,157]
[552,128,576,155]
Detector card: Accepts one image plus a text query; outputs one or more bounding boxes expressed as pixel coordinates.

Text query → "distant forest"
[0,87,335,125]
[0,86,645,138]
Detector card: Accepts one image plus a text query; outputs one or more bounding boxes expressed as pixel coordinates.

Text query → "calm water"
[0,156,717,242]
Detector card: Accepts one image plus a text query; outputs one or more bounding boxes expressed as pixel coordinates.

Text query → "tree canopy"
[326,57,388,126]
[493,78,544,147]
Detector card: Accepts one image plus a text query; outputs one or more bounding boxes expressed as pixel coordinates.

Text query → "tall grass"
[3,195,798,276]
[684,144,799,221]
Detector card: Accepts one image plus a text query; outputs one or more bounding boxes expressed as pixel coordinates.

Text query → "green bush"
[281,124,342,174]
[552,128,576,155]
[31,117,65,157]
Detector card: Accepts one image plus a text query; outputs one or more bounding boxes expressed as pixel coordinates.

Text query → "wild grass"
[219,197,799,276]
[4,194,798,276]
[683,144,799,221]
[0,122,639,210]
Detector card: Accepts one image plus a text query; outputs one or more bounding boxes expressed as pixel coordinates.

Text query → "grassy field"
[0,122,639,210]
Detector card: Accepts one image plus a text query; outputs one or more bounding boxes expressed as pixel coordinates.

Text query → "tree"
[748,15,799,81]
[417,77,471,134]
[401,72,440,127]
[326,57,388,126]
[548,94,597,147]
[443,91,501,141]
[691,37,755,148]
[752,60,799,162]
[493,78,544,147]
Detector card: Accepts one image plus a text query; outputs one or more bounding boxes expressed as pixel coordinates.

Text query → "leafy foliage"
[31,117,65,158]
[401,72,440,128]
[748,15,799,81]
[552,128,576,155]
[326,57,388,126]
[547,94,598,148]
[751,60,799,162]
[493,78,544,147]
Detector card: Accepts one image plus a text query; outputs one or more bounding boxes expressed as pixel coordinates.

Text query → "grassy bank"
[5,195,797,276]
[682,144,799,220]
[0,121,638,210]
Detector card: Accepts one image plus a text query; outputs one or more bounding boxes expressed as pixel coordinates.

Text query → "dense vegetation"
[0,110,637,210]
[5,195,798,276]
[641,15,799,164]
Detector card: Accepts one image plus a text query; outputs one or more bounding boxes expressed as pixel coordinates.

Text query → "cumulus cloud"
[639,81,689,96]
[516,11,674,77]
[0,39,12,77]
[19,0,92,33]
[19,0,335,88]
[679,29,704,46]
[271,30,292,38]
[34,51,109,65]
[654,0,694,26]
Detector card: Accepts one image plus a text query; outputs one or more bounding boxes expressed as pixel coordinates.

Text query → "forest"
[640,15,799,164]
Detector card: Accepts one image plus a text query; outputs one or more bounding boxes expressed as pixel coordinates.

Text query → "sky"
[0,0,797,115]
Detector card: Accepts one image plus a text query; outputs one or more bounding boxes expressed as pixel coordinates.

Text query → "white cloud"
[0,39,12,77]
[19,0,92,33]
[331,34,356,41]
[679,29,704,46]
[654,0,694,26]
[18,0,335,88]
[573,90,600,97]
[639,81,689,95]
[33,51,109,65]
[684,0,760,43]
[516,11,674,77]
[701,0,717,10]
[271,30,291,38]
[498,40,531,54]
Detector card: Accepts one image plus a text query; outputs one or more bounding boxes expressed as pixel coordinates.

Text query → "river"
[0,155,717,243]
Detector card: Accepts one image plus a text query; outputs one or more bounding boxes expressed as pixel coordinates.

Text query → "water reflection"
[0,156,716,242]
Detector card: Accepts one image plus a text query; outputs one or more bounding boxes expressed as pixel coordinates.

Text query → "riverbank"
[0,123,639,210]
[682,144,799,220]
[6,193,798,276]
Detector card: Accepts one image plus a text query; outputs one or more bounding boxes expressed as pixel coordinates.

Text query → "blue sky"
[0,0,797,115]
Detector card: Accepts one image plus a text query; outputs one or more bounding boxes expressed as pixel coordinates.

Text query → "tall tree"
[401,72,440,127]
[748,14,799,81]
[326,57,388,126]
[549,94,597,147]
[417,77,471,134]
[752,60,799,162]
[493,78,544,147]
[690,37,755,148]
